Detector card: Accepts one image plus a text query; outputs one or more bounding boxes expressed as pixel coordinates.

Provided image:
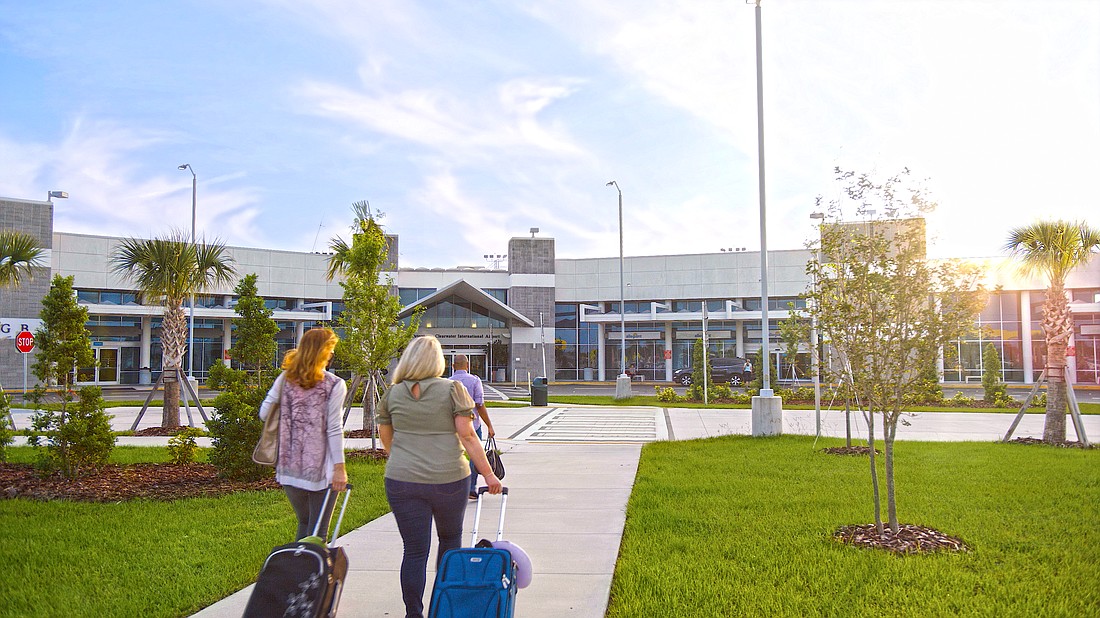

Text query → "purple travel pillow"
[492,540,533,589]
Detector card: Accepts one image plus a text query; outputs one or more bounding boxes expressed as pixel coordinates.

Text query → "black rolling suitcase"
[243,485,353,618]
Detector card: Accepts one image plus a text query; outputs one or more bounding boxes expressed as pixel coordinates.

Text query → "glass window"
[100,292,123,305]
[484,289,507,303]
[555,303,577,328]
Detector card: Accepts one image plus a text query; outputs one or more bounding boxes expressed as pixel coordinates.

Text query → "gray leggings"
[283,485,338,542]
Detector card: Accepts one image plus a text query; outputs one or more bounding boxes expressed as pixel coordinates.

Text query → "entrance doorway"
[77,345,140,385]
[443,351,487,381]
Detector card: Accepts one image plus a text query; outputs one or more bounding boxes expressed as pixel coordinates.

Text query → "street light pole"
[752,0,772,396]
[178,164,197,379]
[810,211,825,439]
[607,181,631,399]
[749,0,782,436]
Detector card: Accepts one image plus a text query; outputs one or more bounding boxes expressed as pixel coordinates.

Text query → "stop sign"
[15,331,34,354]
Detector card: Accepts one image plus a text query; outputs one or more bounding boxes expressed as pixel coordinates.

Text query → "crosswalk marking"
[512,407,666,443]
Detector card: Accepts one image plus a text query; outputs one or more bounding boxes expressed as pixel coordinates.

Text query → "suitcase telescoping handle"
[312,483,354,546]
[471,486,509,546]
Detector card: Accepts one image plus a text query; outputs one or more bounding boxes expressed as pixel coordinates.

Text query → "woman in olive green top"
[378,335,503,618]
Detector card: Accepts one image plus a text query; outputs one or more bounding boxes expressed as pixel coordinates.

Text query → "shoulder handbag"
[252,392,282,466]
[484,435,505,480]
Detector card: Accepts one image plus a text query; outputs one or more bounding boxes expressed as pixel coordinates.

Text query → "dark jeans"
[469,425,484,494]
[385,476,470,618]
[283,485,338,542]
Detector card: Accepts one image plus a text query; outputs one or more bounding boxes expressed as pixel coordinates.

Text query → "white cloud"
[0,119,268,248]
[297,75,589,161]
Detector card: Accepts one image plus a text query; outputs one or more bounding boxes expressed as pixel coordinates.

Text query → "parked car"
[673,357,754,386]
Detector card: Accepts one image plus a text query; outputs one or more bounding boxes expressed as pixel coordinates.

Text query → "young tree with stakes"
[326,201,421,445]
[1004,220,1100,444]
[804,168,985,535]
[111,233,236,427]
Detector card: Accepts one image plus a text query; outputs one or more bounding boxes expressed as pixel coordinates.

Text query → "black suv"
[673,357,754,386]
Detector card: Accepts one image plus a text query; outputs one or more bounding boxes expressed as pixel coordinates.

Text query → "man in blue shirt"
[451,354,495,499]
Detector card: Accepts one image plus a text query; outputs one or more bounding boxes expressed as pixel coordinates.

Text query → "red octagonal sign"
[15,331,35,354]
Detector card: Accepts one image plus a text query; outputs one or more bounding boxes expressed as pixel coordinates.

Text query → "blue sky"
[2,0,1097,268]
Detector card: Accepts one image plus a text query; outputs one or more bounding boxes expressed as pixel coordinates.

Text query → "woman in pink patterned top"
[259,327,348,541]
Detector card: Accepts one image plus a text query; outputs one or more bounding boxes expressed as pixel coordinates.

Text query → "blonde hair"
[392,336,445,384]
[282,328,339,389]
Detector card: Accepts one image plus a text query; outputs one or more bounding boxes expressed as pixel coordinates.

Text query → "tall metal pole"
[810,213,824,439]
[618,187,626,377]
[753,0,772,395]
[179,164,197,379]
[606,181,626,377]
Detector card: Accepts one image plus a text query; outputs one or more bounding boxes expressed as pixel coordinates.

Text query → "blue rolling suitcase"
[428,487,517,618]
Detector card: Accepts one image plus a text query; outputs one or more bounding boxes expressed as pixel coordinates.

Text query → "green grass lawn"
[0,447,390,618]
[608,435,1100,617]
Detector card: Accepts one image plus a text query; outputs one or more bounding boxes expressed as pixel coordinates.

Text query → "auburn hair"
[282,328,339,389]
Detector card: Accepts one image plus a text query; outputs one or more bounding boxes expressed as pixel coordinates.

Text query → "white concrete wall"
[398,269,511,290]
[52,232,346,299]
[556,249,814,302]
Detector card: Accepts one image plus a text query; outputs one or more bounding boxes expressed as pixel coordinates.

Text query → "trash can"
[531,376,548,407]
[583,367,594,381]
[139,367,152,385]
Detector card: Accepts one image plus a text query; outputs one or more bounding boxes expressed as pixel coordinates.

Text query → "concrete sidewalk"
[192,406,640,618]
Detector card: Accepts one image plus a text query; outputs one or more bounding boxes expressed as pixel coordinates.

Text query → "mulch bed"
[0,463,278,502]
[133,426,204,437]
[834,523,969,555]
[346,448,388,461]
[821,446,882,456]
[1008,437,1092,449]
[345,429,379,439]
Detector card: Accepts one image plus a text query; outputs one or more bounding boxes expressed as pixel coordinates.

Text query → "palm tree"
[0,230,46,288]
[1004,220,1100,444]
[111,233,236,427]
[324,200,385,281]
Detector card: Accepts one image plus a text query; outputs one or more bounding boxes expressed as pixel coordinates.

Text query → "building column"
[597,323,606,381]
[735,319,745,358]
[664,322,673,382]
[140,316,152,369]
[295,321,305,343]
[1021,291,1033,384]
[222,318,232,367]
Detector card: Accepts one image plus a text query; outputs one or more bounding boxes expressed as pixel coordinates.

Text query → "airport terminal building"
[2,195,1098,391]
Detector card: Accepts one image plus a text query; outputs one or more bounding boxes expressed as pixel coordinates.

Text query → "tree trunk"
[363,373,378,451]
[884,415,899,534]
[1044,380,1068,443]
[1042,282,1072,444]
[162,371,181,427]
[866,404,883,535]
[160,304,188,427]
[845,398,852,447]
